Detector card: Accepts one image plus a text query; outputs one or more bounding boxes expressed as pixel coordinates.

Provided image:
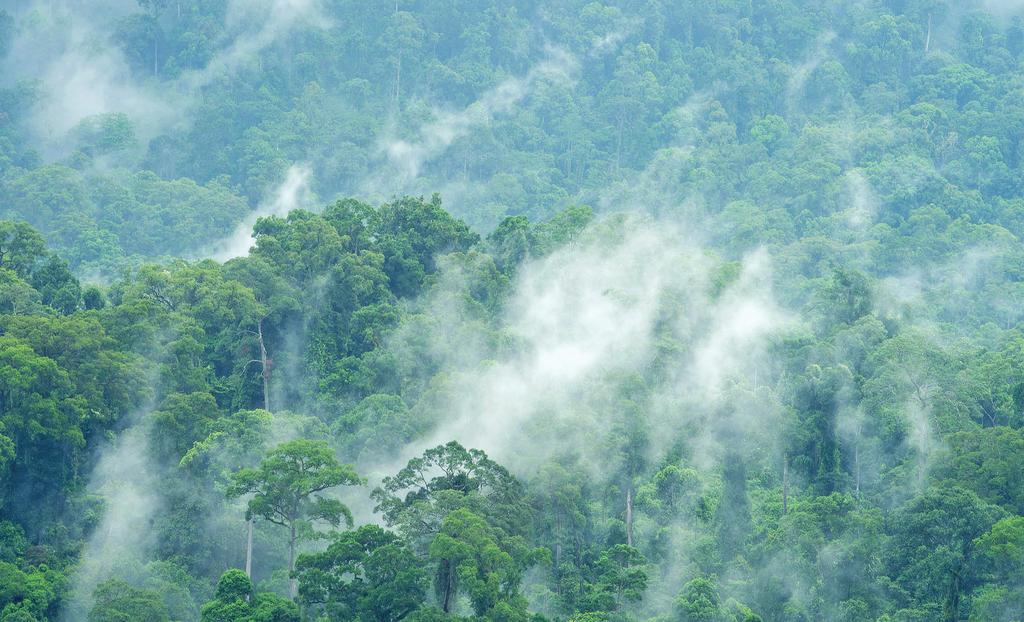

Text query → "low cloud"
[2,0,329,157]
[375,213,791,483]
[363,47,579,194]
[59,418,162,621]
[206,164,316,262]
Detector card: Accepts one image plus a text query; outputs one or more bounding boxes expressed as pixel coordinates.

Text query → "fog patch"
[2,0,329,158]
[784,30,837,116]
[844,169,878,229]
[588,19,641,57]
[596,91,717,217]
[180,0,330,91]
[983,0,1024,17]
[373,213,792,488]
[362,47,579,197]
[1,2,179,157]
[59,415,162,621]
[206,164,316,261]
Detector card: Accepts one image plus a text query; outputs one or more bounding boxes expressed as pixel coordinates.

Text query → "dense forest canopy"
[2,0,1024,621]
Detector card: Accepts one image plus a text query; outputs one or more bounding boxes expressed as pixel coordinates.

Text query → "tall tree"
[371,442,541,613]
[228,439,363,598]
[136,0,168,76]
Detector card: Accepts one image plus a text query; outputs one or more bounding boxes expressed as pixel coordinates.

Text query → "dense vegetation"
[3,0,1024,621]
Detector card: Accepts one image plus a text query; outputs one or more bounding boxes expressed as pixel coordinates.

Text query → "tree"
[428,508,529,616]
[136,0,168,76]
[933,427,1024,514]
[0,222,46,280]
[584,544,648,614]
[788,364,854,494]
[674,577,723,622]
[250,212,346,286]
[295,524,426,622]
[227,440,363,598]
[599,43,662,170]
[750,115,790,154]
[149,392,219,462]
[0,268,41,316]
[200,569,299,622]
[372,443,541,614]
[374,195,479,297]
[82,286,106,311]
[383,12,425,108]
[0,335,81,522]
[887,487,1005,621]
[637,464,700,521]
[974,516,1024,584]
[819,268,873,326]
[29,256,80,314]
[333,394,419,465]
[72,113,137,158]
[323,199,379,254]
[88,579,170,622]
[486,216,533,273]
[371,441,529,549]
[715,453,752,561]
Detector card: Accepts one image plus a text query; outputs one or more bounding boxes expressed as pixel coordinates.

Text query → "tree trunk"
[625,487,634,547]
[782,454,789,515]
[245,518,254,577]
[554,511,562,569]
[440,560,455,613]
[394,56,402,109]
[945,570,962,622]
[854,441,861,499]
[288,522,297,599]
[925,13,932,54]
[257,318,270,412]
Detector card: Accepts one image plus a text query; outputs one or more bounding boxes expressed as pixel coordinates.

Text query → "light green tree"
[227,439,363,598]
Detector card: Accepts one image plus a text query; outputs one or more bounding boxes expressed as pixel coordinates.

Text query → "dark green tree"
[295,524,426,622]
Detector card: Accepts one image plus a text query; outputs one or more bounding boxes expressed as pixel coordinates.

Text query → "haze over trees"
[3,1,1024,621]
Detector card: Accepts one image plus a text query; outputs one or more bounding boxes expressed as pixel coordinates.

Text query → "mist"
[1,0,328,158]
[6,1,1024,620]
[360,46,580,203]
[59,416,162,621]
[206,164,316,261]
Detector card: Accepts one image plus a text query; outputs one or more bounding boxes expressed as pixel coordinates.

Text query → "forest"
[2,0,1024,621]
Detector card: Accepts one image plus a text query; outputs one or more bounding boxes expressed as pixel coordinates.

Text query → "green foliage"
[886,487,1005,620]
[228,439,363,597]
[934,427,1024,513]
[429,509,522,616]
[87,579,170,622]
[0,222,45,280]
[7,2,1024,621]
[372,443,543,615]
[72,113,137,158]
[372,442,530,548]
[674,577,723,622]
[200,570,299,622]
[296,525,426,622]
[227,439,362,531]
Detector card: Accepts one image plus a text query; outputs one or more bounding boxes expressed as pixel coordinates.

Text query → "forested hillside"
[3,1,1024,621]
